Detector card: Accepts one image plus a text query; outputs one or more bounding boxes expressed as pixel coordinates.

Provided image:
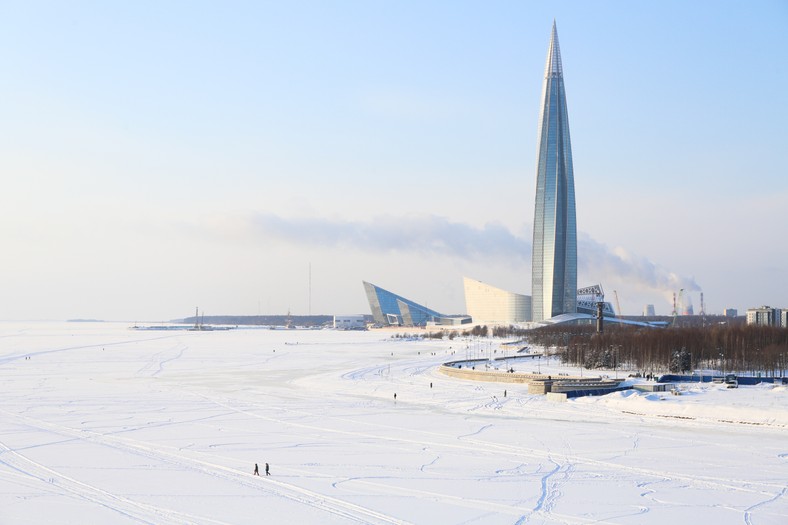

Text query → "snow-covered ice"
[1,322,785,524]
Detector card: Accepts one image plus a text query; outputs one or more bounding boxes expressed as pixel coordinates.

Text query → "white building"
[463,277,531,325]
[643,304,656,317]
[746,306,781,327]
[333,315,367,330]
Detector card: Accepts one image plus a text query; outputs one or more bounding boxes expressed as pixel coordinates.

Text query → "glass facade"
[532,22,577,322]
[362,281,469,327]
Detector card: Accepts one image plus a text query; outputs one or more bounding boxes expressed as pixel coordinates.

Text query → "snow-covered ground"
[0,322,785,524]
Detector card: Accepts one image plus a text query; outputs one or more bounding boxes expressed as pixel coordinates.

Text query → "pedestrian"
[430,382,433,389]
[394,393,397,401]
[254,463,259,476]
[265,463,270,476]
[504,390,507,398]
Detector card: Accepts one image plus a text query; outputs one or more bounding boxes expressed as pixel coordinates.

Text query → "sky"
[1,0,786,321]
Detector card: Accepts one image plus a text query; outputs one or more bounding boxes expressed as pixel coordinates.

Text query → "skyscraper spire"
[544,20,563,78]
[531,21,577,322]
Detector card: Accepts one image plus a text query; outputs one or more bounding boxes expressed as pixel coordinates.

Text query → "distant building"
[782,309,788,329]
[746,306,781,326]
[462,280,613,325]
[362,281,471,327]
[463,277,531,325]
[643,304,656,317]
[333,315,366,330]
[723,308,738,318]
[575,284,615,317]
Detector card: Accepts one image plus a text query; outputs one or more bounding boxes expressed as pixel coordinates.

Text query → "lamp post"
[700,347,703,384]
[719,351,725,378]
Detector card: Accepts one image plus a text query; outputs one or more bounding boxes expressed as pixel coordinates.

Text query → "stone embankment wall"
[438,365,536,384]
[438,362,622,395]
[438,364,590,387]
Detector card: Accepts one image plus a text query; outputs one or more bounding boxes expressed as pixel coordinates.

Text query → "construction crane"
[613,290,622,318]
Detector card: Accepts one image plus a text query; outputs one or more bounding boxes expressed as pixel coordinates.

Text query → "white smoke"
[577,233,702,305]
[247,212,530,261]
[203,212,701,301]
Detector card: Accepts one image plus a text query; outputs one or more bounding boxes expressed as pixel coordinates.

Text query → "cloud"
[199,212,700,298]
[247,212,530,261]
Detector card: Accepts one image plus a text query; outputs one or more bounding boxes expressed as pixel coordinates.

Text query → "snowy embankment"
[579,383,788,428]
[0,322,786,525]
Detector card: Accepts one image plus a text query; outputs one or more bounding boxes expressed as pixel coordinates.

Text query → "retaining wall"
[438,365,536,384]
[439,361,629,398]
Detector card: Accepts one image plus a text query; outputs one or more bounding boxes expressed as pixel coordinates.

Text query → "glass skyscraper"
[532,22,577,322]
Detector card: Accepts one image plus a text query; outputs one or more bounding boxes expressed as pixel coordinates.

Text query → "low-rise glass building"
[363,281,471,327]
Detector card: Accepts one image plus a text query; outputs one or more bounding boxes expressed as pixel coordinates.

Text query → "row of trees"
[526,324,788,376]
[393,325,487,340]
[391,322,788,377]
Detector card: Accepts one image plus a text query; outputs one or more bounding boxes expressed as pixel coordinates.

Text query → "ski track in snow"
[419,455,440,472]
[183,387,787,518]
[328,476,603,525]
[136,343,187,377]
[0,409,406,525]
[533,460,561,513]
[195,376,788,498]
[2,325,787,524]
[457,423,494,440]
[0,333,181,365]
[0,440,228,525]
[743,486,787,525]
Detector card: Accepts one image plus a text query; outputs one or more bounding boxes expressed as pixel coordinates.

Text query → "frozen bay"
[0,322,785,524]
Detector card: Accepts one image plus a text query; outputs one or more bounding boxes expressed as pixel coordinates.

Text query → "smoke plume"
[577,233,702,298]
[218,212,701,299]
[248,212,529,260]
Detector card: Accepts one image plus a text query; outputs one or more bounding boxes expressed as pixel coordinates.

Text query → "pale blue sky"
[1,1,786,320]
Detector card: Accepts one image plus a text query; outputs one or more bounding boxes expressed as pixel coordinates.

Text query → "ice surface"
[0,322,786,524]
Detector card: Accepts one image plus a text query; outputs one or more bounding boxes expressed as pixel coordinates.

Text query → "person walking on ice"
[254,463,259,476]
[265,463,270,476]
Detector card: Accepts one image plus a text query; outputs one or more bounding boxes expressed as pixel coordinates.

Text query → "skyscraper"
[531,21,577,322]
